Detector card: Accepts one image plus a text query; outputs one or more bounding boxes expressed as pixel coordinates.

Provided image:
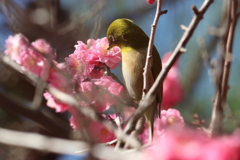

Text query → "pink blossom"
[4,34,29,63]
[68,106,86,130]
[47,62,72,93]
[77,76,125,113]
[4,34,45,76]
[19,49,45,76]
[104,113,122,122]
[139,109,184,144]
[43,92,69,112]
[79,80,117,112]
[93,94,117,112]
[31,39,56,59]
[160,108,184,127]
[87,120,115,143]
[144,127,240,160]
[162,52,178,68]
[4,34,57,77]
[162,52,184,109]
[122,107,136,120]
[199,131,240,160]
[92,76,124,96]
[146,0,155,4]
[79,81,97,103]
[86,37,121,69]
[65,42,90,77]
[66,37,121,80]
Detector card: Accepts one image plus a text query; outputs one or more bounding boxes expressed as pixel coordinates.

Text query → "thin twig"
[221,0,238,101]
[123,0,214,136]
[0,88,71,138]
[142,0,163,97]
[32,55,52,110]
[0,127,89,155]
[92,144,142,160]
[208,0,239,135]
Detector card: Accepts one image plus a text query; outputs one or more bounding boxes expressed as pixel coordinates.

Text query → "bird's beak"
[107,46,111,50]
[107,41,116,50]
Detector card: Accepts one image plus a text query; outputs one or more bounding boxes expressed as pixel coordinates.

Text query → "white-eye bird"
[107,18,162,141]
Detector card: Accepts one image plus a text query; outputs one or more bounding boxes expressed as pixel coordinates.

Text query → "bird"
[106,18,162,142]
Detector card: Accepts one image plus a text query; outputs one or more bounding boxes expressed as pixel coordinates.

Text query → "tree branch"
[124,0,214,136]
[221,0,238,101]
[142,0,164,97]
[208,0,239,135]
[0,127,89,155]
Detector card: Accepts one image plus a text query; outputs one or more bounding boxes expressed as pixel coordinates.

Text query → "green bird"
[107,18,162,141]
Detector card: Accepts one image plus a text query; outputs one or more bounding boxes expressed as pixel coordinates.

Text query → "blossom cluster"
[4,34,184,144]
[145,127,240,160]
[5,34,56,77]
[139,109,185,144]
[4,34,123,142]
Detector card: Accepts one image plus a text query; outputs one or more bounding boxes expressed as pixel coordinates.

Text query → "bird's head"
[107,18,141,50]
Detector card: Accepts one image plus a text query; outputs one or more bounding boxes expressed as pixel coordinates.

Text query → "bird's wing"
[151,46,162,117]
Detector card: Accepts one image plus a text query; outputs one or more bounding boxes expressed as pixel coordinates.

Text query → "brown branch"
[123,0,214,136]
[0,127,142,159]
[92,144,142,160]
[32,56,52,110]
[208,0,239,135]
[0,89,71,138]
[0,127,89,155]
[142,0,163,97]
[221,0,238,101]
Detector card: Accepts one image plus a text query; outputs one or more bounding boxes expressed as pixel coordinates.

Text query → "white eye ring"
[108,35,115,42]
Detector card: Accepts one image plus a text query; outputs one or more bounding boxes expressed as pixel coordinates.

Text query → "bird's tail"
[144,98,158,143]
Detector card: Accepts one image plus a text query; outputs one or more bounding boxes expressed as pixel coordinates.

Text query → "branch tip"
[192,5,199,15]
[161,10,168,15]
[237,12,240,18]
[180,47,187,53]
[180,24,188,31]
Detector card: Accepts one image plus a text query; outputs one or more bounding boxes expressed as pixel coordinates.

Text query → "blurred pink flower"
[66,37,121,80]
[43,92,69,112]
[79,80,119,113]
[160,108,184,127]
[92,76,124,96]
[144,127,240,160]
[146,0,155,4]
[47,62,72,93]
[19,49,45,76]
[31,39,56,59]
[4,34,29,63]
[86,37,121,69]
[122,107,136,120]
[162,52,184,109]
[139,109,184,144]
[68,106,86,130]
[4,34,57,77]
[87,120,115,143]
[65,42,90,78]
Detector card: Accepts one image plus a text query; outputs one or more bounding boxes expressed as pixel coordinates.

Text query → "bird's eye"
[108,35,115,42]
